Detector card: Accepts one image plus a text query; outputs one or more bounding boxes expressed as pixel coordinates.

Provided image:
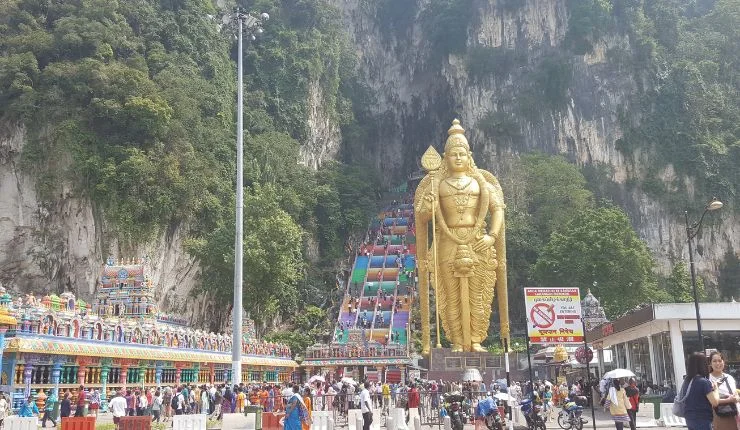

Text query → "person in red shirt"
[75,385,87,417]
[625,378,640,430]
[407,384,420,409]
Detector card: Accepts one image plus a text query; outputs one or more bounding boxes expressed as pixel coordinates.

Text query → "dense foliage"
[0,0,380,340]
[502,154,679,324]
[607,0,738,208]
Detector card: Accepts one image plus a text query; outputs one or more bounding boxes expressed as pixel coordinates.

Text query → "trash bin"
[245,405,263,430]
[641,395,662,419]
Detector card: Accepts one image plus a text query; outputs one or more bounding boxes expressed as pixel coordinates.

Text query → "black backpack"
[171,394,179,410]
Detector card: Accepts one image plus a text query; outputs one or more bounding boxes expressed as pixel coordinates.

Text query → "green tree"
[264,306,331,357]
[186,184,304,331]
[534,206,661,318]
[501,154,594,330]
[518,153,594,240]
[661,262,705,303]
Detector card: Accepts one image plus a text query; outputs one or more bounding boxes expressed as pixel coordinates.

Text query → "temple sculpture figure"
[414,119,509,354]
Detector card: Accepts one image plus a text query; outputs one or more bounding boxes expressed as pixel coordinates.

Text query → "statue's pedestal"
[427,348,507,382]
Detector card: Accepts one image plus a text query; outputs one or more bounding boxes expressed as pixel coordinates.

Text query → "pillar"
[647,334,659,384]
[669,320,686,387]
[209,364,215,385]
[23,362,33,398]
[120,366,129,390]
[155,362,163,385]
[51,360,64,398]
[0,327,7,380]
[77,364,87,386]
[624,342,632,370]
[100,364,110,412]
[175,365,183,385]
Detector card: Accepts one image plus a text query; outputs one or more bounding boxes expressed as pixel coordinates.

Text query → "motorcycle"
[476,396,504,430]
[557,398,588,430]
[520,398,546,430]
[444,394,468,430]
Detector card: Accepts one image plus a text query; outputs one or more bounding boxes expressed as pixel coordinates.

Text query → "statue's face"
[446,146,470,173]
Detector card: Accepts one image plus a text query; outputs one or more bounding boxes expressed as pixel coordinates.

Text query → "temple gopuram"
[0,257,295,410]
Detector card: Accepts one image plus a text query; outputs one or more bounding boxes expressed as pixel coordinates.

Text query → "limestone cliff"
[332,0,738,279]
[0,122,205,323]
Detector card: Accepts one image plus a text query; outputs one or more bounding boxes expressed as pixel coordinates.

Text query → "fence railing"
[304,390,512,427]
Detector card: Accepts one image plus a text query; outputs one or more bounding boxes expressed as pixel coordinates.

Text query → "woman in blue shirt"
[681,352,720,430]
[19,396,39,417]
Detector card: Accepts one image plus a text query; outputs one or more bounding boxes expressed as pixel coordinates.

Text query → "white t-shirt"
[139,395,148,409]
[359,388,372,413]
[109,396,128,418]
[710,373,738,398]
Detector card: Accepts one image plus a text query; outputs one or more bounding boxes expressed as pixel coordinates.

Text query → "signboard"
[525,287,584,344]
[575,346,594,364]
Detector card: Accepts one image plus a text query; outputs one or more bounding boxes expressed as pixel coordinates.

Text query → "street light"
[685,197,723,353]
[224,7,269,386]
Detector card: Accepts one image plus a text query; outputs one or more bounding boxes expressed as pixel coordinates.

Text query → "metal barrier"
[172,413,207,430]
[4,416,38,430]
[60,416,96,430]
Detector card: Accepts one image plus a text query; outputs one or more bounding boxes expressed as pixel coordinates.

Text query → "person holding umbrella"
[607,379,631,430]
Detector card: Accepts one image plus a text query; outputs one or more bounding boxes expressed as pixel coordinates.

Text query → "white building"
[587,302,740,391]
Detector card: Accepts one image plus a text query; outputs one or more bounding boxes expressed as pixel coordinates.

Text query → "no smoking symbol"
[530,303,555,328]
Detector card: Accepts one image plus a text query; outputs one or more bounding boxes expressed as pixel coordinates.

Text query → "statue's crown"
[445,119,469,152]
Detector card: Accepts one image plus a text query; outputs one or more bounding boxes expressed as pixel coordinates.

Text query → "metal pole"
[525,334,534,396]
[232,13,244,386]
[582,320,596,430]
[504,338,512,423]
[684,210,704,352]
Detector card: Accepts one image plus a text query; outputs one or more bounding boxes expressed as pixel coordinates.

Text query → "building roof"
[586,302,740,344]
[6,334,297,367]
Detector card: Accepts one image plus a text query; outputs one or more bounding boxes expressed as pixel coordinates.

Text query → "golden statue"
[414,119,509,354]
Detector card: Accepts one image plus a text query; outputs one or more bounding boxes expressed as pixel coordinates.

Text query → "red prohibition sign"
[530,303,556,328]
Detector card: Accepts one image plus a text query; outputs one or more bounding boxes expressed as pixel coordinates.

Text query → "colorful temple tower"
[0,258,295,411]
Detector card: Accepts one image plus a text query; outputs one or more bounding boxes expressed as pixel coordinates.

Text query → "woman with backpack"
[680,352,721,430]
[708,351,738,430]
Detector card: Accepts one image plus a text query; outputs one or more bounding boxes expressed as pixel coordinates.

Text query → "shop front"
[588,302,740,395]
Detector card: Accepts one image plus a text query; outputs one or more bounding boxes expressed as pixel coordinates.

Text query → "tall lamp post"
[685,197,723,353]
[226,8,269,385]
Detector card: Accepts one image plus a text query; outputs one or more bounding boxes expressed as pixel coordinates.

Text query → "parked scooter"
[476,395,504,430]
[520,398,546,430]
[443,393,468,430]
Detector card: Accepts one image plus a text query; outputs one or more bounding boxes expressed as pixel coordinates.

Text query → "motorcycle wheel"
[484,415,502,430]
[537,420,547,430]
[574,416,584,430]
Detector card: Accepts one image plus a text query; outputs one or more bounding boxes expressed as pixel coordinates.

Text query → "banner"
[525,287,584,344]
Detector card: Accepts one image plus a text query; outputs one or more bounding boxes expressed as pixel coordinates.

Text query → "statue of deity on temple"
[414,119,510,354]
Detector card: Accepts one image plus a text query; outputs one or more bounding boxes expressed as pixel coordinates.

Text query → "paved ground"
[55,406,685,430]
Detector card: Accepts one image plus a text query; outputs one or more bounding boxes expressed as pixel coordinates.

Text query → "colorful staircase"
[333,201,416,347]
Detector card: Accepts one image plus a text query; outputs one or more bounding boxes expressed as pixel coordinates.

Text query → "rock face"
[0,0,736,306]
[332,0,738,279]
[0,123,206,325]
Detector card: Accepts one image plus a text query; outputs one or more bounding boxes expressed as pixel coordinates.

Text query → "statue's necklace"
[445,177,473,218]
[444,177,472,190]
